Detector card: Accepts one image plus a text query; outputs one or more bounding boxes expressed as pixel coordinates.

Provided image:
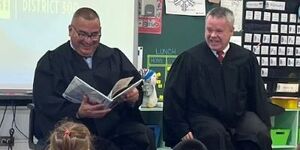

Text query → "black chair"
[27,103,36,149]
[27,103,54,150]
[172,139,208,150]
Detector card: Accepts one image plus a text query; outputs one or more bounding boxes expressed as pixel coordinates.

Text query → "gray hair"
[206,7,234,26]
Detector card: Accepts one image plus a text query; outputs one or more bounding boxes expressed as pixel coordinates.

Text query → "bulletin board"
[139,2,217,101]
[242,0,300,96]
[139,0,246,101]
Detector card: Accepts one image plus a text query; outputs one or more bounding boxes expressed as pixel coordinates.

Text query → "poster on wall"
[138,0,163,34]
[165,0,206,16]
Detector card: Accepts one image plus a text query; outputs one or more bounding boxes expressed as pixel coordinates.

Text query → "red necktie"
[217,51,224,62]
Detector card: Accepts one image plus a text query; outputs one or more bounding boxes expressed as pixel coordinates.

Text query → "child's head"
[48,120,93,150]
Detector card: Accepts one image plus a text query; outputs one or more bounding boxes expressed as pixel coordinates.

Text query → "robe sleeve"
[248,52,271,128]
[163,52,192,145]
[33,51,79,120]
[118,50,143,106]
[115,49,144,121]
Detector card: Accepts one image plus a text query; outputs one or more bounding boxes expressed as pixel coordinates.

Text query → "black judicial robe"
[163,42,271,146]
[33,41,144,141]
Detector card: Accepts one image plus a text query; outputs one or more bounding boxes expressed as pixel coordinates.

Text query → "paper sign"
[287,58,295,67]
[246,1,263,9]
[261,68,268,77]
[296,58,300,67]
[265,1,285,11]
[270,46,277,55]
[263,12,271,21]
[270,57,277,66]
[276,83,299,93]
[279,57,286,66]
[281,13,288,22]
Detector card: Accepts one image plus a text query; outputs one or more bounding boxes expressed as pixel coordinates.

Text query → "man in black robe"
[163,7,272,150]
[33,7,155,150]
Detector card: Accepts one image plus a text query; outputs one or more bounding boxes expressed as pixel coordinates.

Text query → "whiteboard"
[0,0,138,89]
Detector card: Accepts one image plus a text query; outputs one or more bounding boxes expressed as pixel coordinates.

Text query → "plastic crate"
[271,129,290,145]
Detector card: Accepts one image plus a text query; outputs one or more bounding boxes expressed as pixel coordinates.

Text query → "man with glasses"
[33,7,155,150]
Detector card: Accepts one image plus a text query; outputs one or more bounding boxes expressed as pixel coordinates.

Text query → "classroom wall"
[0,106,30,150]
[0,0,138,90]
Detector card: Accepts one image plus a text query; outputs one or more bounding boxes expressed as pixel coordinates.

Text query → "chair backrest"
[172,139,208,150]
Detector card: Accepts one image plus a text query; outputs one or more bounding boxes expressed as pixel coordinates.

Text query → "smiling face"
[205,15,234,52]
[69,16,101,57]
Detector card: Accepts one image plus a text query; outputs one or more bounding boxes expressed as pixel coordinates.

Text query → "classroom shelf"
[271,109,299,149]
[141,107,300,149]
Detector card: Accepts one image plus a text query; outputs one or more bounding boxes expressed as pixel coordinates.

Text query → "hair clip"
[64,129,71,138]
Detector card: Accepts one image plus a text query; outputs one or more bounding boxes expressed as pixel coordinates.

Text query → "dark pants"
[190,112,272,150]
[96,122,156,150]
[36,138,48,150]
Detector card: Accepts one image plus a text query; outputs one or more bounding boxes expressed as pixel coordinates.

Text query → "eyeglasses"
[71,25,101,41]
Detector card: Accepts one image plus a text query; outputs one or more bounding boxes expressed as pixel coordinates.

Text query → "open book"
[62,76,143,108]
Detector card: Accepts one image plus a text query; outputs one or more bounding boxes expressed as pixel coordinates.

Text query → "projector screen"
[0,0,138,90]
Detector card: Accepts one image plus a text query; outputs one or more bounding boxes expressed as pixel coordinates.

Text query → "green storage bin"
[271,129,290,145]
[298,128,300,144]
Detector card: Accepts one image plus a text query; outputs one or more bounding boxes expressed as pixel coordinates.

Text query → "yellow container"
[271,96,298,109]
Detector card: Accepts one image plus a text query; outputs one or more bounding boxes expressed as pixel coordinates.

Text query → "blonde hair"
[48,120,93,150]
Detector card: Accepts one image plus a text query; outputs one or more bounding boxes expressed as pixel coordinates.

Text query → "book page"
[63,76,143,109]
[62,76,112,107]
[108,79,143,108]
[108,76,134,98]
